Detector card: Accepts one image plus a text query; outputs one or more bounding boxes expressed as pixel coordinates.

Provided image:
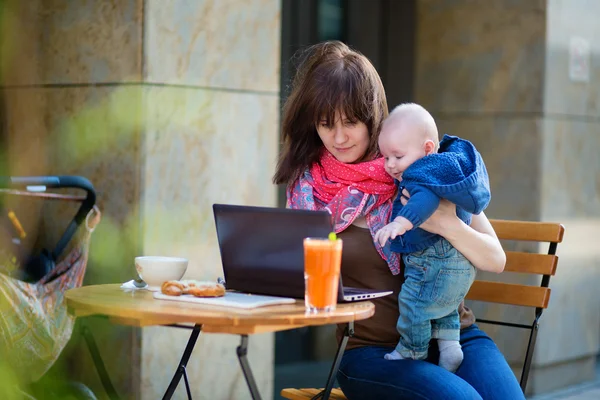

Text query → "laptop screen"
[212,204,332,298]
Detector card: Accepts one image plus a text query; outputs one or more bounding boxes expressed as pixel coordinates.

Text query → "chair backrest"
[465,219,565,393]
[466,219,565,309]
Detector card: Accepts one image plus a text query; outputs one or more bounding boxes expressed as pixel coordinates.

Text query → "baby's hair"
[383,103,439,147]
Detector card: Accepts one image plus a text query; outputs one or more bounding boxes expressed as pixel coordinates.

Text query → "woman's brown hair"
[273,41,388,185]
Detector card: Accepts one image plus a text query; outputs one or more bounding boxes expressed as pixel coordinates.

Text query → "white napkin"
[120,280,148,290]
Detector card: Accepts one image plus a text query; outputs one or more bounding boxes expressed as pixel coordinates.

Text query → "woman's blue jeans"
[337,324,525,400]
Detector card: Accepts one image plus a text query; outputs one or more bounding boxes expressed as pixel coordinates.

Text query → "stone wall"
[2,0,281,398]
[415,0,599,394]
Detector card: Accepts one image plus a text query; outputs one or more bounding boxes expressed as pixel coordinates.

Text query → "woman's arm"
[400,192,506,273]
[439,211,505,273]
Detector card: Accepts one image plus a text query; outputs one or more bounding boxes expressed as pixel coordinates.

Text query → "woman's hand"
[399,189,506,273]
[399,189,460,236]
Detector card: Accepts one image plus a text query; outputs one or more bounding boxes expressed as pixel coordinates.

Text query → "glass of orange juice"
[303,237,343,312]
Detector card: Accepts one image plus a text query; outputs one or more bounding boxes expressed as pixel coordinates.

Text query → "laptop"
[212,203,393,302]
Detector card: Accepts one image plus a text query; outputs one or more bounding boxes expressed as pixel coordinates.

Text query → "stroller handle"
[0,176,97,260]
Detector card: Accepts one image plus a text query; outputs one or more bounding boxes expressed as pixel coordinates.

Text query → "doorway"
[274,0,416,397]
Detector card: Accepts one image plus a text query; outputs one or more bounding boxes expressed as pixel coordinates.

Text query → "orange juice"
[303,238,343,312]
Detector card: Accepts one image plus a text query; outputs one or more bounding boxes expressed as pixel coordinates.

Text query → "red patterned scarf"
[310,150,396,208]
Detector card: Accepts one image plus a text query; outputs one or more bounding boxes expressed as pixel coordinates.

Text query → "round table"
[66,284,375,400]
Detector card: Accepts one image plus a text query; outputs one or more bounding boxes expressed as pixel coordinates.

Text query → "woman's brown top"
[336,224,476,350]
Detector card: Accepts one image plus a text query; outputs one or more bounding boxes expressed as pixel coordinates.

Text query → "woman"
[273,41,523,400]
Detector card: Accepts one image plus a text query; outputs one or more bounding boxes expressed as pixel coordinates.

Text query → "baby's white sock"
[384,350,406,361]
[438,339,463,372]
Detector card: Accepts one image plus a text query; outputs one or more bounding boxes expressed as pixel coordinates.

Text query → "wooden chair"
[466,219,564,392]
[280,219,565,400]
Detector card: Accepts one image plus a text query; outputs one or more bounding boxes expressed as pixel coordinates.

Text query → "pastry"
[182,280,226,297]
[161,280,225,298]
[161,280,186,296]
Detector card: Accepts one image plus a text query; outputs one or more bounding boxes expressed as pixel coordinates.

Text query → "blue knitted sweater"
[390,134,491,253]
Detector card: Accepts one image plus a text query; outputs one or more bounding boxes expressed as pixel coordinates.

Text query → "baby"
[374,103,491,372]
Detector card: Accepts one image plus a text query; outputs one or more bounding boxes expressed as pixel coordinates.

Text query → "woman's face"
[316,112,370,163]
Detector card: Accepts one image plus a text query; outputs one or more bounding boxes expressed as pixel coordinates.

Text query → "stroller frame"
[0,176,96,280]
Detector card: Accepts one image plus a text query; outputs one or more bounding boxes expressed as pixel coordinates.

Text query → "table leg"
[81,323,121,400]
[162,324,202,400]
[237,335,262,400]
[311,321,354,400]
[182,366,193,399]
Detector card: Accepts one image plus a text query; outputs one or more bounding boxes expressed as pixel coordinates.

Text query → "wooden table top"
[65,284,375,335]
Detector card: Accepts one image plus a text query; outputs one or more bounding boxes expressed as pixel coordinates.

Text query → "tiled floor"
[529,363,600,400]
[529,385,600,400]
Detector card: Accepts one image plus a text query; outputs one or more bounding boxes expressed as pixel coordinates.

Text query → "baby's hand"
[374,221,407,247]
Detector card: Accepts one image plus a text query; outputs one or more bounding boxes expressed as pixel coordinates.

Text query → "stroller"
[0,176,100,397]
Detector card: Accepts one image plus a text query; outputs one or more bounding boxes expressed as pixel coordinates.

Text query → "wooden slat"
[281,388,347,400]
[466,281,551,308]
[281,388,312,400]
[504,251,558,275]
[301,389,322,396]
[330,388,347,399]
[490,219,565,243]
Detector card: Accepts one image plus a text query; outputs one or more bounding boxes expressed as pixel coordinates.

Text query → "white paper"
[153,291,297,309]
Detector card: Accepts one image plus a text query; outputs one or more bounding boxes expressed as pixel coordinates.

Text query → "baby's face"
[379,126,428,181]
